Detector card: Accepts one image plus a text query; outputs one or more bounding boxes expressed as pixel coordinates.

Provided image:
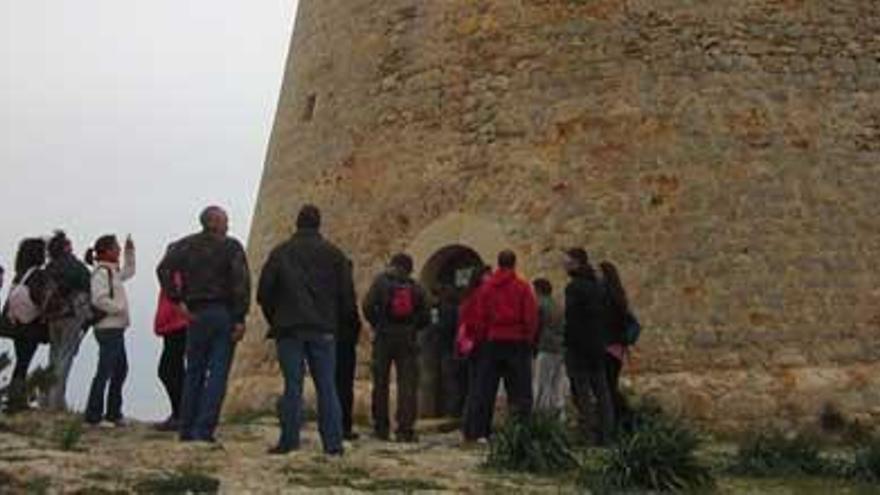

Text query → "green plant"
[852,437,880,482]
[55,418,84,452]
[485,413,579,475]
[729,430,828,477]
[581,414,714,493]
[134,468,220,494]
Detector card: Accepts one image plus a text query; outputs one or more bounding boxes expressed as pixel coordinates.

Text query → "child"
[84,234,135,426]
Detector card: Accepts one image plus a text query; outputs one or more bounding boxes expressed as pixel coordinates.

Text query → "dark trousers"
[462,346,486,440]
[9,336,40,409]
[158,331,187,420]
[335,339,358,435]
[180,305,234,441]
[85,329,128,423]
[277,335,343,453]
[472,341,533,439]
[566,351,616,445]
[606,354,630,430]
[440,350,466,418]
[371,332,419,436]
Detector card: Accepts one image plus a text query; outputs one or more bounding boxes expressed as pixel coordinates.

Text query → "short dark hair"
[15,238,47,276]
[532,278,552,296]
[47,231,70,260]
[565,248,589,268]
[390,253,414,274]
[296,204,321,230]
[199,206,225,229]
[497,250,516,269]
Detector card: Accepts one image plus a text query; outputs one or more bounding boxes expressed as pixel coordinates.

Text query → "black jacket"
[564,269,611,364]
[157,232,251,323]
[257,229,358,340]
[362,268,429,333]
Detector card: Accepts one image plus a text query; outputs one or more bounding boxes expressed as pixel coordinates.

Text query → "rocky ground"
[0,412,877,494]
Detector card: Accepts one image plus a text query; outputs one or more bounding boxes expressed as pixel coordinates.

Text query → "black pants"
[372,332,419,436]
[8,336,40,409]
[462,346,486,440]
[606,354,630,430]
[439,350,466,418]
[158,331,187,420]
[566,351,616,445]
[471,341,533,439]
[335,339,358,435]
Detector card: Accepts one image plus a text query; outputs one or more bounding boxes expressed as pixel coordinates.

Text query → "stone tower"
[228,0,880,431]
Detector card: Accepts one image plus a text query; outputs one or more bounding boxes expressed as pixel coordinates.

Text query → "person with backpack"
[471,251,539,436]
[363,253,429,442]
[257,205,358,455]
[83,235,136,427]
[42,231,92,412]
[599,261,639,431]
[157,206,251,443]
[532,278,566,417]
[153,260,190,432]
[564,248,615,445]
[2,238,50,412]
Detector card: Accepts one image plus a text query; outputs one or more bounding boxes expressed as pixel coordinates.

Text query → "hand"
[232,323,246,342]
[125,235,134,251]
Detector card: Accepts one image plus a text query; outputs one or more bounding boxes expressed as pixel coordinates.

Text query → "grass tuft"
[485,412,579,475]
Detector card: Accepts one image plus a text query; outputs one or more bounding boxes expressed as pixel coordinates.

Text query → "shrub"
[729,430,828,477]
[852,437,880,482]
[134,469,220,494]
[55,418,84,452]
[581,413,714,493]
[485,413,579,475]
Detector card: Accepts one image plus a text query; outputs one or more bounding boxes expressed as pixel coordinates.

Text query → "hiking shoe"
[267,444,298,455]
[372,430,390,441]
[396,432,418,443]
[109,418,130,428]
[154,418,179,432]
[343,431,360,441]
[326,448,345,457]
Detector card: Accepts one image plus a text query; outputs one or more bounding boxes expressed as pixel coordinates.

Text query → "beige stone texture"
[229,0,880,431]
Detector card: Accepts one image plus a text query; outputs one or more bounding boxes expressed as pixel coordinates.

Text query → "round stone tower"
[229,0,880,432]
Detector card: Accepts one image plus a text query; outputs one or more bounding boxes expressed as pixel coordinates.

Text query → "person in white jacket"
[84,234,135,427]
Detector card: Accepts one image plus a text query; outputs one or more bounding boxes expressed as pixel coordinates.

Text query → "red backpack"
[388,282,416,322]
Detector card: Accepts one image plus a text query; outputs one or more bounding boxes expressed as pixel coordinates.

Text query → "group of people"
[0,231,136,426]
[0,202,639,455]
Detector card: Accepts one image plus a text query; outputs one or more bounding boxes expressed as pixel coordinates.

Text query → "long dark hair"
[85,235,118,266]
[14,238,47,279]
[47,230,71,261]
[599,261,630,314]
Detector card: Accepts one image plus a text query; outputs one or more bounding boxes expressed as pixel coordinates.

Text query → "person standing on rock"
[532,278,566,417]
[363,253,429,443]
[42,231,92,412]
[563,248,615,445]
[84,234,136,427]
[257,205,357,455]
[471,250,539,435]
[157,206,251,443]
[153,244,190,432]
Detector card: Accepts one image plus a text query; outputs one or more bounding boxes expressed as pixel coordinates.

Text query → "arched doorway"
[417,245,485,419]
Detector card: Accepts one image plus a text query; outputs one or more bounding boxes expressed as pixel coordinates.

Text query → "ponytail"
[84,248,96,266]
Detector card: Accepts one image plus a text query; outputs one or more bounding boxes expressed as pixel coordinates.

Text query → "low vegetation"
[485,413,579,475]
[54,418,85,452]
[134,467,220,494]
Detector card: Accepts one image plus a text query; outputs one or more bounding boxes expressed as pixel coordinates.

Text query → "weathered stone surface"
[229,0,880,432]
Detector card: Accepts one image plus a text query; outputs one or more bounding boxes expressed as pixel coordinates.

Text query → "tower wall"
[229,0,880,431]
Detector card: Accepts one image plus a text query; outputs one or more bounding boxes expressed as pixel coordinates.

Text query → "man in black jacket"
[257,205,358,455]
[563,248,616,445]
[363,253,429,442]
[157,207,251,442]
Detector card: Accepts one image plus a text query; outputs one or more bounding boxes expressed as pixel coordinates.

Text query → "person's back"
[536,294,565,354]
[258,228,354,338]
[481,268,538,344]
[564,271,610,363]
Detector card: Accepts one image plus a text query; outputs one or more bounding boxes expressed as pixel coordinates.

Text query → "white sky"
[0,0,299,420]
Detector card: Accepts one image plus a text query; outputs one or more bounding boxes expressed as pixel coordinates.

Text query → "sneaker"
[109,418,129,428]
[99,420,118,429]
[267,444,298,455]
[154,417,179,432]
[326,448,345,457]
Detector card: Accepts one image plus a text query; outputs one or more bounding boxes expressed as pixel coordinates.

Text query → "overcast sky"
[0,0,299,420]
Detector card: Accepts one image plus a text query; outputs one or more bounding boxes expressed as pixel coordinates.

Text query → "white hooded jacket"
[91,246,135,330]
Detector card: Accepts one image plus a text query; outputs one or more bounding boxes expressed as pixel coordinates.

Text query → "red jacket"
[479,269,539,344]
[458,280,488,355]
[154,271,189,336]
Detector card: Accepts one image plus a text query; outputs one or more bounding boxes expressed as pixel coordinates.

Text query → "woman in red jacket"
[458,265,490,442]
[153,271,189,431]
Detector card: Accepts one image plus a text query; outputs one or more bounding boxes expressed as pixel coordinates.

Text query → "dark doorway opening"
[418,245,485,419]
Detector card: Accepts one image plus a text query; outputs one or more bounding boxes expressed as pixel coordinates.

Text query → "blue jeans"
[179,305,235,441]
[85,329,128,423]
[276,335,343,454]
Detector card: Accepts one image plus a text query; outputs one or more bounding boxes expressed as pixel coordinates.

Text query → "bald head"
[200,206,228,236]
